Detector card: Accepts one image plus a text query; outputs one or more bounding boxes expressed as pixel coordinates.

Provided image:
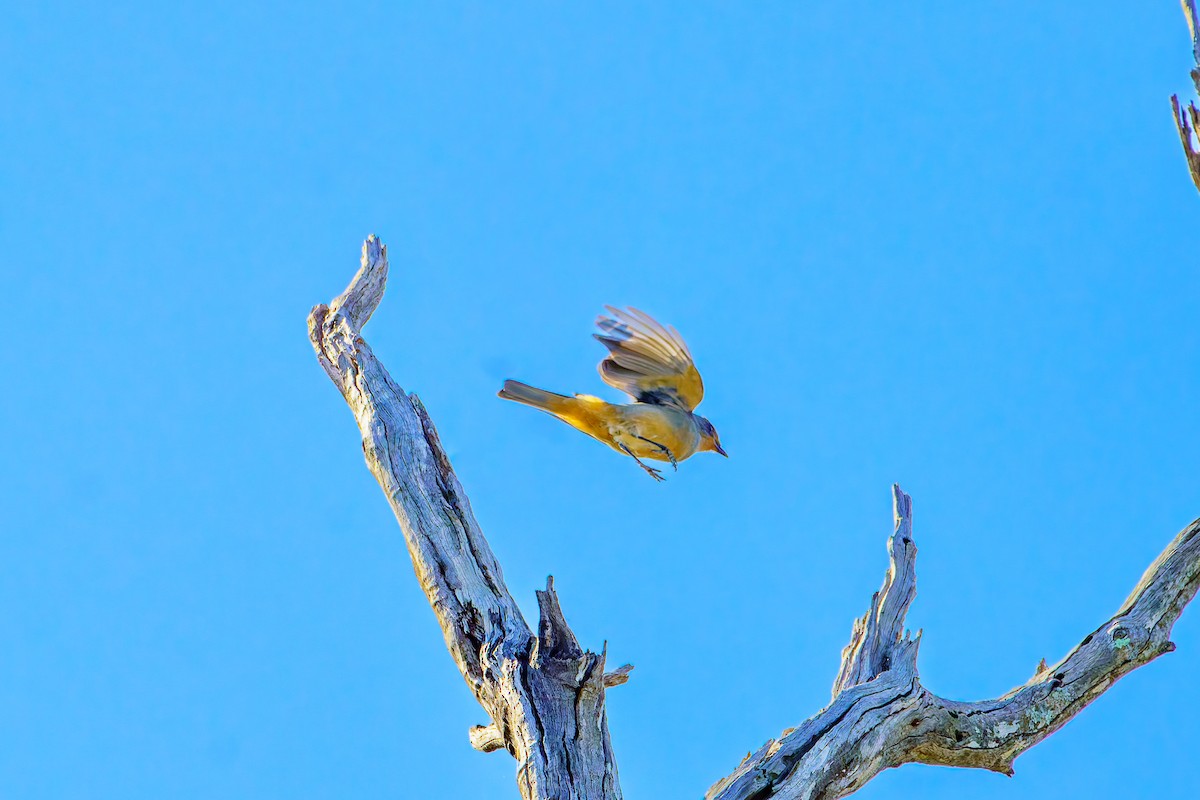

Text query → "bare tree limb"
[311,238,1197,799]
[706,487,1200,800]
[1175,0,1200,192]
[308,237,622,800]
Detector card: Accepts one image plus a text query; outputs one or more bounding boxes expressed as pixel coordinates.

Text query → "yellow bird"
[498,306,726,481]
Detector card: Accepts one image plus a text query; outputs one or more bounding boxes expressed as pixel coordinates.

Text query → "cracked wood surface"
[309,236,623,800]
[706,487,1200,800]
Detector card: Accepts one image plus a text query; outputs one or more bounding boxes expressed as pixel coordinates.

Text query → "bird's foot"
[620,441,668,482]
[639,463,666,482]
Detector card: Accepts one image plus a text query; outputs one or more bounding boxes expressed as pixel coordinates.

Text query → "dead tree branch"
[1174,0,1200,192]
[311,238,1198,799]
[308,237,625,800]
[706,487,1200,800]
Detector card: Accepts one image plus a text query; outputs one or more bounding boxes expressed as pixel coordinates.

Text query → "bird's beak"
[714,443,728,457]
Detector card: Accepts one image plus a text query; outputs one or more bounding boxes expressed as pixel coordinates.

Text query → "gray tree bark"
[706,490,1199,800]
[308,237,623,800]
[309,239,1198,800]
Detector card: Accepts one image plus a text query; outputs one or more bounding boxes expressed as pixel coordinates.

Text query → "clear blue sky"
[2,3,1198,798]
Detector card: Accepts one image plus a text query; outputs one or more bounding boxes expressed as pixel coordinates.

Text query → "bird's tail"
[497,380,573,414]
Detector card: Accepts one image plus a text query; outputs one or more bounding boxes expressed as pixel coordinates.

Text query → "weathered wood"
[603,664,635,688]
[1175,0,1200,192]
[831,487,919,698]
[1185,0,1200,70]
[1172,96,1200,193]
[312,237,1197,799]
[470,723,507,753]
[706,487,1200,800]
[309,237,622,800]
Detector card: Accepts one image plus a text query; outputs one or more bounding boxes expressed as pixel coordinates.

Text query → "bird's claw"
[620,440,668,482]
[642,465,666,482]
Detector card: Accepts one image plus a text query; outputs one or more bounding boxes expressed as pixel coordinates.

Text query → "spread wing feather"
[593,306,704,411]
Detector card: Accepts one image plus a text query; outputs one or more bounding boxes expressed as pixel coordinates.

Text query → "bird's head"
[694,415,727,457]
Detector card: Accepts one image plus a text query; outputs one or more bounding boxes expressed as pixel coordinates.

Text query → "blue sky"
[2,2,1198,798]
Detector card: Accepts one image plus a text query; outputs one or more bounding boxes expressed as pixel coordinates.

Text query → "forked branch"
[706,488,1200,800]
[311,238,1198,800]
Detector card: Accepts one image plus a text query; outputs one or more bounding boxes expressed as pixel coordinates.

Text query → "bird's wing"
[593,306,704,411]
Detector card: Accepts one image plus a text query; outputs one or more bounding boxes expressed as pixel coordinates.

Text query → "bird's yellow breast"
[557,397,701,462]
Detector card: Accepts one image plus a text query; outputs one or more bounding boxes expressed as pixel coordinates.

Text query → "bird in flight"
[498,306,726,481]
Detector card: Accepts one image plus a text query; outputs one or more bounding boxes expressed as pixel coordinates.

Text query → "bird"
[498,306,726,481]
